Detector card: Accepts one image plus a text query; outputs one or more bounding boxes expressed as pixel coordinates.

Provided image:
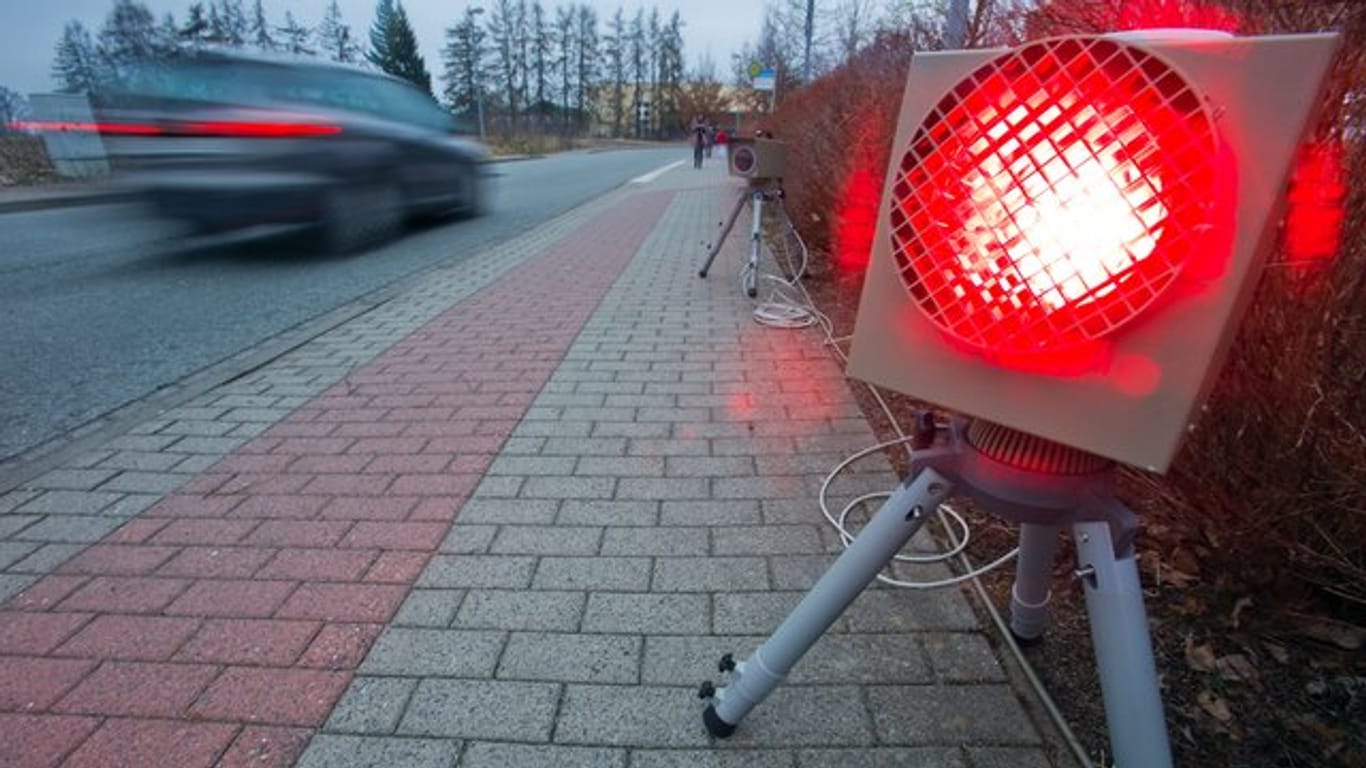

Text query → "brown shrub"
[769,5,1366,617]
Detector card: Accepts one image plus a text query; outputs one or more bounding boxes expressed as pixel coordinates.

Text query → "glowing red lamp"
[849,32,1340,472]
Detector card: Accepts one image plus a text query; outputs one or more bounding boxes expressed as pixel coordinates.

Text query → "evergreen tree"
[487,0,522,127]
[97,0,159,83]
[628,8,645,135]
[0,87,29,128]
[573,4,597,132]
[250,0,274,50]
[554,4,575,130]
[219,0,248,46]
[368,0,431,93]
[529,2,550,115]
[180,3,212,47]
[317,0,361,63]
[278,11,314,56]
[52,21,100,94]
[440,7,487,119]
[605,8,626,138]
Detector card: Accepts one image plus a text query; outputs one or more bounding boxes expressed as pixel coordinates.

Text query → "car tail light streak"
[890,37,1219,357]
[10,116,341,138]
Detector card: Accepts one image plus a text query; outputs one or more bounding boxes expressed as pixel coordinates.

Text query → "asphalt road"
[0,146,686,463]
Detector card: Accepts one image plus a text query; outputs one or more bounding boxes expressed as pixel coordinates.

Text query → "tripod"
[699,417,1173,768]
[698,181,784,298]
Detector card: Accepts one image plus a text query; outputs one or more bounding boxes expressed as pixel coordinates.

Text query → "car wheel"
[318,181,403,254]
[461,164,487,218]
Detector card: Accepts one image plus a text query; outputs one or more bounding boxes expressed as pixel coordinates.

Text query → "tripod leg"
[699,190,748,278]
[1073,520,1173,768]
[745,191,762,298]
[1008,523,1061,643]
[702,467,953,737]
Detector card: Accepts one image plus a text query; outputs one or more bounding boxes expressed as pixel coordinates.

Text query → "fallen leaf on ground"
[1293,616,1366,650]
[1186,635,1218,672]
[1216,654,1259,684]
[1197,690,1234,723]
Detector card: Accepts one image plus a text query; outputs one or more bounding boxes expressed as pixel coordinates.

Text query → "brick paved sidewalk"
[0,166,1055,767]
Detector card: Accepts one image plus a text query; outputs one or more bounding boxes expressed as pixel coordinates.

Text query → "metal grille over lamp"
[891,37,1218,356]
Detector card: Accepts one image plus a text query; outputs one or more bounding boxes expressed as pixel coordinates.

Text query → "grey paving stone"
[166,436,248,454]
[457,500,558,526]
[360,628,505,677]
[795,748,965,768]
[555,685,710,747]
[592,422,671,439]
[398,679,559,741]
[716,685,875,748]
[542,437,627,455]
[0,541,40,570]
[13,515,124,543]
[640,633,932,687]
[16,491,123,516]
[651,557,769,592]
[0,573,38,603]
[102,434,179,452]
[924,633,1009,683]
[844,588,980,632]
[521,476,616,500]
[665,457,756,478]
[170,454,220,474]
[0,515,39,539]
[627,438,710,457]
[866,685,1041,745]
[712,526,823,556]
[534,557,651,592]
[513,421,593,438]
[0,490,41,515]
[461,743,627,768]
[455,590,585,631]
[965,747,1054,768]
[713,476,817,501]
[296,734,458,768]
[393,589,465,627]
[575,457,665,477]
[26,469,120,491]
[439,525,499,555]
[659,501,762,527]
[615,478,709,501]
[641,635,762,686]
[600,527,708,557]
[325,676,418,734]
[472,476,525,498]
[767,555,840,591]
[488,456,578,476]
[418,555,536,589]
[100,494,161,518]
[499,437,548,455]
[7,543,85,574]
[498,632,639,684]
[581,593,709,634]
[491,526,602,556]
[98,471,188,494]
[630,750,796,768]
[713,592,812,635]
[557,500,658,527]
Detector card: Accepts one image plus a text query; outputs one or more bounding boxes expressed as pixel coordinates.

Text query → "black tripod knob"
[697,680,717,699]
[718,653,736,673]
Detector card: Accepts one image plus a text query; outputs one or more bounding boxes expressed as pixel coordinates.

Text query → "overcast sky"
[0,0,767,96]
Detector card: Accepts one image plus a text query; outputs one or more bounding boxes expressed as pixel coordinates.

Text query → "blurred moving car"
[92,51,489,252]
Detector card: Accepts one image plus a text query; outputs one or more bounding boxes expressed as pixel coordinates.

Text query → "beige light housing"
[847,33,1339,472]
[728,137,788,181]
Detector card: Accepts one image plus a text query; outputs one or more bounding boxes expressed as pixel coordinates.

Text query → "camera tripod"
[699,417,1173,768]
[698,181,785,298]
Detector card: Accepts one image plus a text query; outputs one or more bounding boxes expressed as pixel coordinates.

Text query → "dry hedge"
[768,6,1365,620]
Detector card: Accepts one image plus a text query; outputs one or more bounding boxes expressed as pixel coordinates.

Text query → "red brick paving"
[0,191,673,765]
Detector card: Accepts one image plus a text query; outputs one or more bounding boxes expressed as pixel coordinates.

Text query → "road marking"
[629,160,685,185]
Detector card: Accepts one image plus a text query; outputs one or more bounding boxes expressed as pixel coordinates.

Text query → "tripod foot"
[746,287,757,298]
[1009,628,1044,648]
[698,268,709,278]
[702,704,737,738]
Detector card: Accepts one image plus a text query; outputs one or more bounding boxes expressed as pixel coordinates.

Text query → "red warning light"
[889,37,1219,358]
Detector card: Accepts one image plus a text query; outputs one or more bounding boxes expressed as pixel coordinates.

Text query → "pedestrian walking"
[691,115,707,169]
